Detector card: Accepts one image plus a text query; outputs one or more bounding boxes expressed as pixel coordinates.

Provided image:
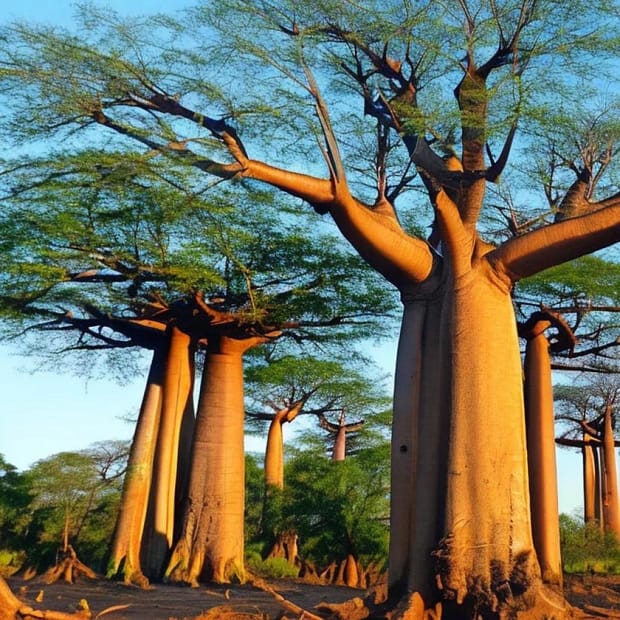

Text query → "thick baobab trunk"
[602,405,620,538]
[107,348,165,586]
[583,434,598,524]
[265,415,286,489]
[166,336,255,585]
[142,326,194,579]
[439,272,539,609]
[392,268,553,614]
[523,320,562,587]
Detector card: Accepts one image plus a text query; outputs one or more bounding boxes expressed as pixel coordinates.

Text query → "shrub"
[246,554,299,579]
[560,513,620,574]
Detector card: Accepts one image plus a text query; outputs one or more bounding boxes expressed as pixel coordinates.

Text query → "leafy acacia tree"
[284,440,390,588]
[1,1,620,616]
[24,442,127,580]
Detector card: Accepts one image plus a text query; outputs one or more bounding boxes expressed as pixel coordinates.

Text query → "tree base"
[334,583,577,620]
[42,546,97,585]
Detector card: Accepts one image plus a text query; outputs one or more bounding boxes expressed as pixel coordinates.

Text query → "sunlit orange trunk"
[106,348,165,585]
[583,435,597,524]
[0,578,21,620]
[391,265,540,611]
[166,336,259,585]
[602,405,620,538]
[142,326,194,579]
[332,426,346,461]
[264,416,285,489]
[264,404,302,490]
[523,321,562,587]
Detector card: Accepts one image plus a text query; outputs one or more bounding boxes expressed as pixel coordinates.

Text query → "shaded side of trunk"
[602,406,620,538]
[583,435,597,524]
[165,337,249,585]
[107,347,165,586]
[524,325,562,587]
[389,276,451,601]
[173,356,196,542]
[142,326,194,579]
[594,445,603,529]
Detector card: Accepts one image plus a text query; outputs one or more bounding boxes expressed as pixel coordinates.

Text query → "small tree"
[25,441,127,581]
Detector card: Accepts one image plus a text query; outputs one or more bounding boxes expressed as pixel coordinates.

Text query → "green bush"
[0,549,25,577]
[560,513,620,574]
[246,554,299,579]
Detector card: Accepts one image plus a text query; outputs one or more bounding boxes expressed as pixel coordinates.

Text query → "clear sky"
[0,0,591,518]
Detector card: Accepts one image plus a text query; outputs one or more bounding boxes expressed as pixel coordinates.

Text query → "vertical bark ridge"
[582,435,597,524]
[143,326,193,579]
[390,270,450,601]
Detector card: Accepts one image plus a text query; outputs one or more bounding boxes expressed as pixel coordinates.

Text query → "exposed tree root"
[42,547,97,585]
[247,575,324,620]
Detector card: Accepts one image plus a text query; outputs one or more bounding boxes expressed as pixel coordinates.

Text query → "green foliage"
[23,441,128,571]
[283,442,390,568]
[244,453,264,542]
[560,514,620,574]
[246,554,299,579]
[516,256,620,306]
[0,455,32,574]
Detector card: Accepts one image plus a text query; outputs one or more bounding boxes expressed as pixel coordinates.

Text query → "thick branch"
[238,160,433,286]
[488,201,620,281]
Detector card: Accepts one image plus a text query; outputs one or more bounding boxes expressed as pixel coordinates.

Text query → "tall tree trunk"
[583,434,597,525]
[142,326,194,579]
[332,426,346,461]
[602,405,620,538]
[173,368,196,541]
[594,445,603,529]
[523,321,562,587]
[389,284,451,602]
[264,410,289,490]
[107,348,165,586]
[391,270,555,614]
[166,336,259,585]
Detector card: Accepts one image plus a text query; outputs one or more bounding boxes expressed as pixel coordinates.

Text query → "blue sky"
[0,0,589,517]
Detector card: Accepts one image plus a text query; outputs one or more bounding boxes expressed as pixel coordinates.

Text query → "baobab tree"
[555,376,620,539]
[1,1,619,616]
[244,354,390,560]
[0,153,391,588]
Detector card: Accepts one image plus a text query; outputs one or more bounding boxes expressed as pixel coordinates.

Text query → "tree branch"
[488,201,620,281]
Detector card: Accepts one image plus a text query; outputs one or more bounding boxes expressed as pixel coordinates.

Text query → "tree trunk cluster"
[107,316,270,587]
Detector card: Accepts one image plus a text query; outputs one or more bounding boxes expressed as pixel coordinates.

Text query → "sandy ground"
[6,573,620,619]
[7,575,362,619]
